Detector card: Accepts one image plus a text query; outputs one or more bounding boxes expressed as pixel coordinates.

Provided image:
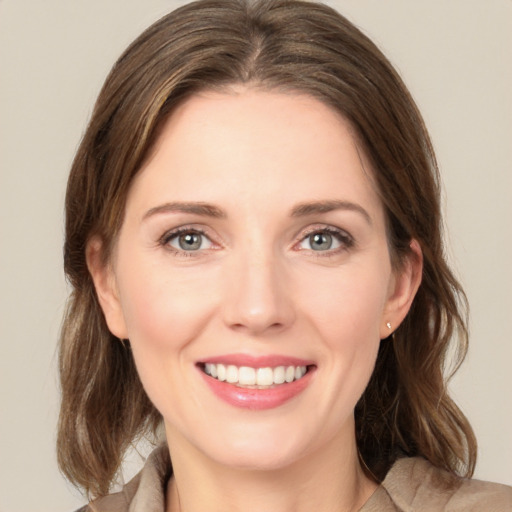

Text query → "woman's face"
[91,89,419,471]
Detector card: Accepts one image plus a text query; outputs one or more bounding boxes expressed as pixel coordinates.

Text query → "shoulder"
[372,456,512,512]
[74,444,171,512]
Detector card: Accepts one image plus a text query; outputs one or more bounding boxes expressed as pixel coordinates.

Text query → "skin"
[88,89,422,512]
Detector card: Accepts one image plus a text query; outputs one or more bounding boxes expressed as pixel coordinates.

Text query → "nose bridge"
[222,238,294,334]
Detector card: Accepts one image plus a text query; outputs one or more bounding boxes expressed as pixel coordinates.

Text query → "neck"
[165,426,377,512]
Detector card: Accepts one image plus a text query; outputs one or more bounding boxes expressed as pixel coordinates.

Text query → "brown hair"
[58,0,476,497]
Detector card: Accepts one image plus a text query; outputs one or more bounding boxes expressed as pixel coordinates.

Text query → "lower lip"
[199,368,314,410]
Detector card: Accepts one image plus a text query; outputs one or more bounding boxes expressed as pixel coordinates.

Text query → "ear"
[380,239,423,339]
[86,236,129,339]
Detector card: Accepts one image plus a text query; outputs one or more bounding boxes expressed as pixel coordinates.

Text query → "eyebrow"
[291,200,372,225]
[143,202,227,220]
[142,199,372,225]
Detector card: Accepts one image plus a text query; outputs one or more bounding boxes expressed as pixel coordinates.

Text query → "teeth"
[217,364,226,381]
[273,366,286,384]
[226,365,238,383]
[256,367,273,386]
[239,366,256,385]
[203,363,308,387]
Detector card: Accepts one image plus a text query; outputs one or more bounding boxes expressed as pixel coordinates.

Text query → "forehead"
[128,89,383,222]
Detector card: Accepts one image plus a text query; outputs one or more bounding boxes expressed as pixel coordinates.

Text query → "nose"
[222,248,296,336]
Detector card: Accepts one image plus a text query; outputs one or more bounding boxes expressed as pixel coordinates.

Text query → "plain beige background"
[0,1,511,510]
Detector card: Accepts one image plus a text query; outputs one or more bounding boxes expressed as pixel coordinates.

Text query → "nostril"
[229,321,286,335]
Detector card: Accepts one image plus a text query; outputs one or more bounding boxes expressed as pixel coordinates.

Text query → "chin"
[196,420,319,472]
[211,443,304,472]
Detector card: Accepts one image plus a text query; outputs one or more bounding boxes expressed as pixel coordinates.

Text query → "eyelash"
[296,226,355,256]
[158,225,355,257]
[159,226,214,257]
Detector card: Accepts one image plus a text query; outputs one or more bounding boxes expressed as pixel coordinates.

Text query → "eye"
[166,230,213,252]
[298,228,353,252]
[305,232,337,251]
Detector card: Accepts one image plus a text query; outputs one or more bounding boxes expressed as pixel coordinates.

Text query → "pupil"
[179,233,201,250]
[311,232,332,250]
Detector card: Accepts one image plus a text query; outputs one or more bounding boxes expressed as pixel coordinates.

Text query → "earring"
[385,322,395,340]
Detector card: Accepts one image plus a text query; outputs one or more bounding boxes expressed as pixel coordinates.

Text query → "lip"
[200,354,315,368]
[197,354,316,410]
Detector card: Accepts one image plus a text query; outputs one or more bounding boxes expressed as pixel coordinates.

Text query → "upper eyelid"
[296,224,353,240]
[161,224,212,238]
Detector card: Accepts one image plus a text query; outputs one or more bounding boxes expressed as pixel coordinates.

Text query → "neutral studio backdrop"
[0,1,511,511]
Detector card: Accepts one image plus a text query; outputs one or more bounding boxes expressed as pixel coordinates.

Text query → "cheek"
[114,257,219,377]
[300,260,390,342]
[297,260,389,404]
[114,260,223,420]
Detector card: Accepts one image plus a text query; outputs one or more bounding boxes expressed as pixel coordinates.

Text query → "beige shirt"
[82,445,512,511]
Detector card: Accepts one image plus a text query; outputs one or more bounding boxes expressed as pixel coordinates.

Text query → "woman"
[58,0,512,510]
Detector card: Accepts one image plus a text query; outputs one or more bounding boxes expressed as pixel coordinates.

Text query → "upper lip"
[199,354,315,368]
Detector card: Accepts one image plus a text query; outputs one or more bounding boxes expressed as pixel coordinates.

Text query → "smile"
[202,363,308,388]
[198,356,315,410]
